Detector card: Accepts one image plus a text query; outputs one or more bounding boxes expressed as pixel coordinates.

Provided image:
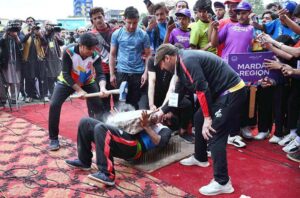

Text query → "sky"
[0,0,273,22]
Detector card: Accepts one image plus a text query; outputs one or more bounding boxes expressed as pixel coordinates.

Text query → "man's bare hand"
[281,64,294,76]
[140,110,150,129]
[263,59,283,70]
[202,117,216,140]
[77,90,87,100]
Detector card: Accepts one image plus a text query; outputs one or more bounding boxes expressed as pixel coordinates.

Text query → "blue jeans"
[48,82,104,140]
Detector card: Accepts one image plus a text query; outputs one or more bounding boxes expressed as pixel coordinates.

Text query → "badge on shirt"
[49,41,54,48]
[168,93,179,107]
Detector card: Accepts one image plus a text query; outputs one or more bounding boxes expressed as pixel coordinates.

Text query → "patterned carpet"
[0,112,192,198]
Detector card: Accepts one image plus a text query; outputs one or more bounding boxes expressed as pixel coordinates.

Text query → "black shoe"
[88,172,115,186]
[287,152,300,163]
[48,139,60,151]
[65,159,91,171]
[179,133,195,144]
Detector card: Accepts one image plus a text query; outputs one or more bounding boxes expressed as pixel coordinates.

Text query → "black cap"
[214,1,225,9]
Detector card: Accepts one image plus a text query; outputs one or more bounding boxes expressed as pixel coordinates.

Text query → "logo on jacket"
[215,109,222,118]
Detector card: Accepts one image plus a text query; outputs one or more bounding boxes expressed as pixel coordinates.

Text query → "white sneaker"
[199,179,234,196]
[278,133,297,146]
[282,139,300,153]
[180,155,209,167]
[44,97,50,102]
[269,135,283,144]
[254,131,269,140]
[228,135,246,148]
[241,127,253,139]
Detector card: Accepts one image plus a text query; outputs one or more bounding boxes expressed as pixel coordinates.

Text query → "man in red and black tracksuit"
[154,44,246,196]
[65,111,172,186]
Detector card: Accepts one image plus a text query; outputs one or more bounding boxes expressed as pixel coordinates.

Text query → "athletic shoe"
[48,139,60,151]
[180,155,209,167]
[241,127,253,139]
[179,133,195,144]
[269,135,283,144]
[282,139,300,153]
[254,131,269,140]
[278,133,297,146]
[88,172,115,186]
[199,179,234,196]
[65,159,91,171]
[227,135,246,148]
[44,97,50,102]
[286,152,300,163]
[25,97,33,103]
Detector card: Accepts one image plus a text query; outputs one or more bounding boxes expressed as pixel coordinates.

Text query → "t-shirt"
[91,24,116,74]
[190,20,216,53]
[57,45,105,87]
[148,57,173,106]
[264,19,298,41]
[111,27,150,74]
[218,23,254,62]
[147,22,167,53]
[169,28,190,49]
[217,18,237,57]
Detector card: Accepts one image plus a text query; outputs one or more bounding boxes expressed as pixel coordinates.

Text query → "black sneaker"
[65,159,91,171]
[179,133,195,144]
[48,139,60,151]
[88,172,115,186]
[287,152,300,163]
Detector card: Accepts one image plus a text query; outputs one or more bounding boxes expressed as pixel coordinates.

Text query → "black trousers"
[287,80,300,131]
[77,117,140,180]
[169,96,194,131]
[229,86,257,136]
[116,72,148,110]
[273,84,289,137]
[257,87,273,132]
[193,87,246,185]
[98,73,118,116]
[48,82,104,140]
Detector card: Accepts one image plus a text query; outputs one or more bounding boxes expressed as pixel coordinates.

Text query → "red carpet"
[0,111,189,197]
[6,101,300,198]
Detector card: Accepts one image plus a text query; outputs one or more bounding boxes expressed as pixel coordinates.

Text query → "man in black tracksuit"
[153,44,246,196]
[65,111,172,186]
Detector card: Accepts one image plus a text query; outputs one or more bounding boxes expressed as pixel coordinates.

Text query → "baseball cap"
[214,1,225,9]
[224,0,241,5]
[154,44,178,66]
[234,2,252,12]
[283,1,297,14]
[175,8,192,18]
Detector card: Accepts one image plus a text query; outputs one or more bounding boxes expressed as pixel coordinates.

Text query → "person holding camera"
[21,17,48,103]
[44,21,64,100]
[0,20,24,104]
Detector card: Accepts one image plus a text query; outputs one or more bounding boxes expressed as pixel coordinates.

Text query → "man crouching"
[65,110,172,186]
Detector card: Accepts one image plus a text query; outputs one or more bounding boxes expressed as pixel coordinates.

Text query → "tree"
[247,0,265,15]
